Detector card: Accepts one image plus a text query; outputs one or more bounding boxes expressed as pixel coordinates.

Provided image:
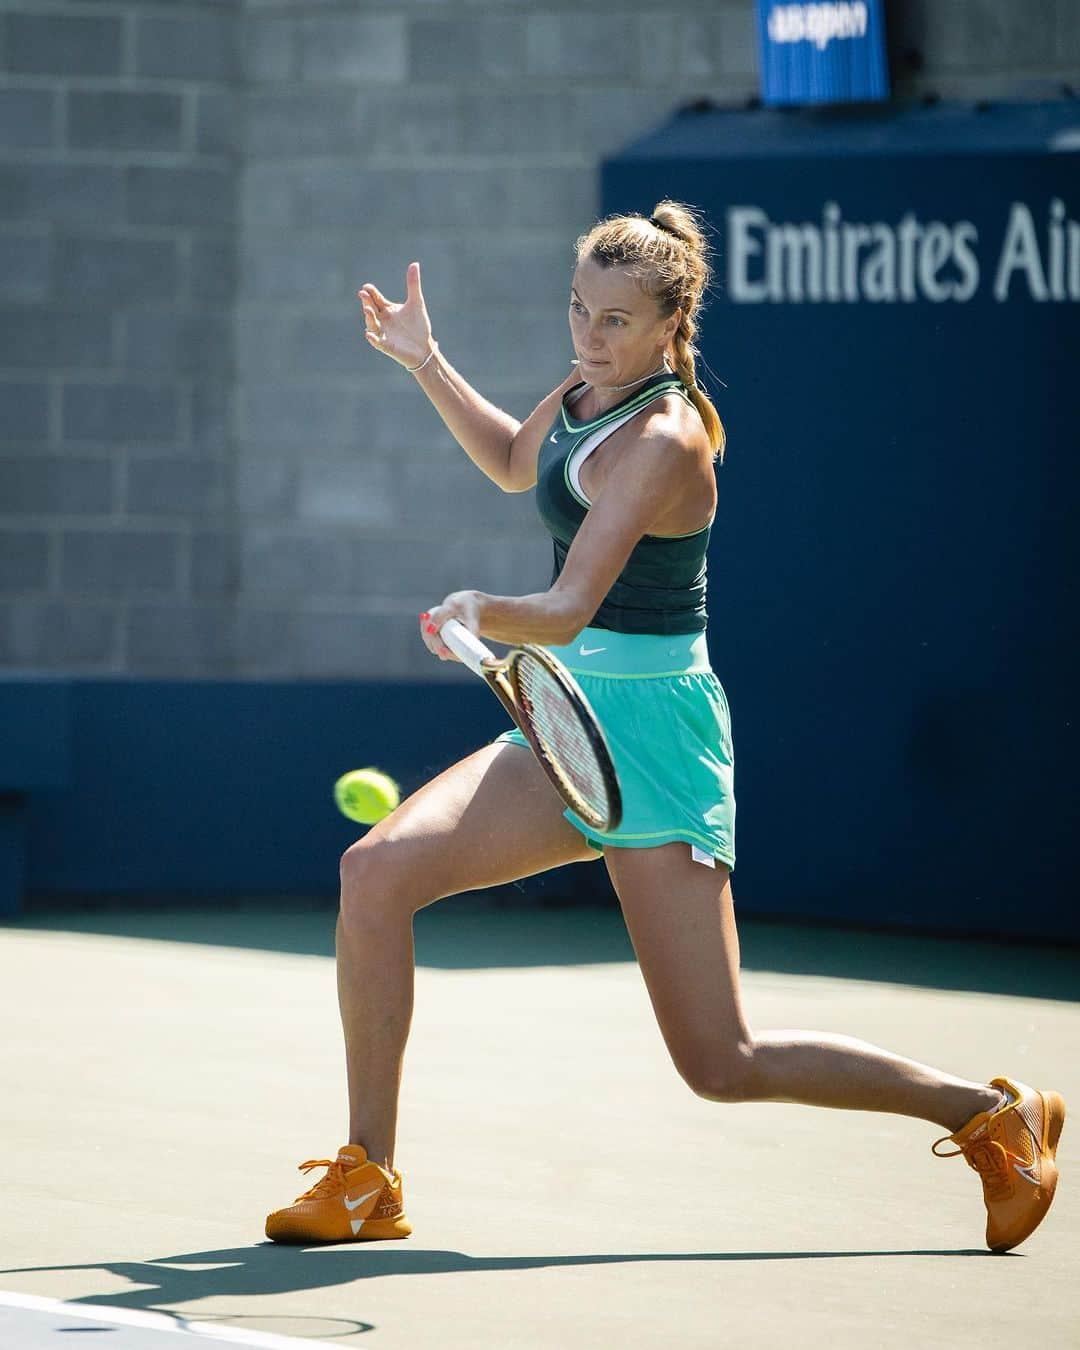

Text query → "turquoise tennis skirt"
[494,627,735,869]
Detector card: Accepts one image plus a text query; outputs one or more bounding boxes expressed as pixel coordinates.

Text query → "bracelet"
[406,342,438,374]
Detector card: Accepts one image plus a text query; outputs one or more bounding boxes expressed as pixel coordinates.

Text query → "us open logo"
[766,2,870,51]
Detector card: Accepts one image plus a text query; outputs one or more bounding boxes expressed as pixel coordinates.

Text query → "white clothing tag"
[690,845,716,869]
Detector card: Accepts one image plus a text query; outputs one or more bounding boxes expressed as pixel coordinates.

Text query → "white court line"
[0,1290,336,1349]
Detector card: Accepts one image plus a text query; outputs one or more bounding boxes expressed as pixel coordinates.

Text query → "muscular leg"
[605,844,1002,1131]
[336,742,597,1169]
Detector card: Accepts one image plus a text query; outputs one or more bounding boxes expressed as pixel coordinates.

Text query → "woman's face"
[569,257,680,387]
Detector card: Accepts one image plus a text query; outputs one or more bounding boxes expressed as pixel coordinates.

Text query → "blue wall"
[599,103,1079,942]
[16,680,504,895]
[6,679,597,914]
[6,652,1074,938]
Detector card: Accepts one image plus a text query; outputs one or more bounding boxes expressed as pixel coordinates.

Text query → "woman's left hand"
[420,590,485,662]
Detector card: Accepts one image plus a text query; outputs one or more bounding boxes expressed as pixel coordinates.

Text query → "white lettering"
[994,203,1048,301]
[767,224,823,302]
[918,222,954,303]
[1048,198,1066,301]
[767,3,869,51]
[842,222,873,301]
[723,202,1076,305]
[824,201,842,301]
[897,213,920,303]
[952,222,980,301]
[727,207,769,303]
[863,224,897,302]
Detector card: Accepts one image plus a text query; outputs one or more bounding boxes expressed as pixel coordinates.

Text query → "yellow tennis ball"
[333,768,400,825]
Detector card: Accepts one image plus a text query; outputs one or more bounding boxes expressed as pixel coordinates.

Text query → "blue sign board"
[601,104,1080,939]
[756,0,889,105]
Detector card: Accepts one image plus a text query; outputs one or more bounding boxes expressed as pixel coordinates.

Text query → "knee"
[677,1040,759,1104]
[338,839,417,931]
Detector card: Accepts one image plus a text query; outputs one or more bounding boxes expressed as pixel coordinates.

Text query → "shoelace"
[295,1157,349,1203]
[931,1136,1015,1201]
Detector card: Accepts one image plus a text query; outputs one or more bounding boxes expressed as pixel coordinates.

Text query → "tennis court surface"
[3,899,1078,1349]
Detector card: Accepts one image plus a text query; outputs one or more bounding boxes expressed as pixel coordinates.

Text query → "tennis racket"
[439,618,622,833]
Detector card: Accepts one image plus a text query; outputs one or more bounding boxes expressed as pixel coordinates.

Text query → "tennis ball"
[333,768,400,825]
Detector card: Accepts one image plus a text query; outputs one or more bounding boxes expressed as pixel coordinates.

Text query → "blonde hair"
[575,200,725,461]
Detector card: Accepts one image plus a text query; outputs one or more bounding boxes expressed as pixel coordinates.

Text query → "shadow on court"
[0,1242,999,1325]
[10,891,1080,1001]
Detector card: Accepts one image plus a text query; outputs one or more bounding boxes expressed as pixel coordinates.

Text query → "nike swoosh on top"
[549,433,559,442]
[342,1186,382,1212]
[578,645,606,656]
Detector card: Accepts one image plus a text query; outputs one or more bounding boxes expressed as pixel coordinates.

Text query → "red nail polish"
[419,611,430,621]
[426,623,437,634]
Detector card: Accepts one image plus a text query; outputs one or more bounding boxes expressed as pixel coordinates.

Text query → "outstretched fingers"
[360,301,385,351]
[358,281,392,312]
[356,266,430,365]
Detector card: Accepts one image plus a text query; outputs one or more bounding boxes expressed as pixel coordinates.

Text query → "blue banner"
[756,0,889,105]
[602,105,1079,939]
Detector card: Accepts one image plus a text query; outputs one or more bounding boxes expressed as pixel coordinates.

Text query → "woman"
[265,202,1064,1253]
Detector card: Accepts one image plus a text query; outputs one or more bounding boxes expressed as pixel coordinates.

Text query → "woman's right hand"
[357,262,434,371]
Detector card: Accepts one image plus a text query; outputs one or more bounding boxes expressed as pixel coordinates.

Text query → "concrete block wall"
[887,0,1080,101]
[2,0,1077,678]
[0,0,240,675]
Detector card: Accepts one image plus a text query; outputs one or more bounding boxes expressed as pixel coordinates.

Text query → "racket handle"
[439,618,495,675]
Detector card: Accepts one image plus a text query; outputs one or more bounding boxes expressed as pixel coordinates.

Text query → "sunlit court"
[2,900,1078,1348]
[2,0,1078,1347]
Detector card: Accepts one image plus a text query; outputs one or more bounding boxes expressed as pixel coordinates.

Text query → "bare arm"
[422,425,700,653]
[413,350,580,492]
[359,262,577,492]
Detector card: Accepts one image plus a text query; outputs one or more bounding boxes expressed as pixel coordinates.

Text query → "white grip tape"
[439,618,496,676]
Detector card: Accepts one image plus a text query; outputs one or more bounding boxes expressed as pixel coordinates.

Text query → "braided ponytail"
[578,200,726,461]
[670,309,725,463]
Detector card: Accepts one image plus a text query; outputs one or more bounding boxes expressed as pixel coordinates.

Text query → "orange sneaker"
[265,1145,412,1244]
[933,1076,1066,1252]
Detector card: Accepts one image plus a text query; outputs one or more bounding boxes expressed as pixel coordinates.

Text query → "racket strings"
[514,654,612,826]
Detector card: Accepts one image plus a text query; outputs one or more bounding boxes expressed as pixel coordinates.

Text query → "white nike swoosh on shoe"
[342,1186,382,1212]
[578,645,606,656]
[1014,1161,1041,1185]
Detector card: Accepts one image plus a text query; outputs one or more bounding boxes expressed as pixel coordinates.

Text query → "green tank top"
[535,372,712,636]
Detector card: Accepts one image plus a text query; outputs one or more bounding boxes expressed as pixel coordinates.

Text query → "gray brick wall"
[888,0,1078,98]
[0,0,239,673]
[2,0,1078,677]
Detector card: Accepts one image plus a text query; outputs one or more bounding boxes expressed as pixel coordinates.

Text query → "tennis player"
[265,202,1065,1253]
